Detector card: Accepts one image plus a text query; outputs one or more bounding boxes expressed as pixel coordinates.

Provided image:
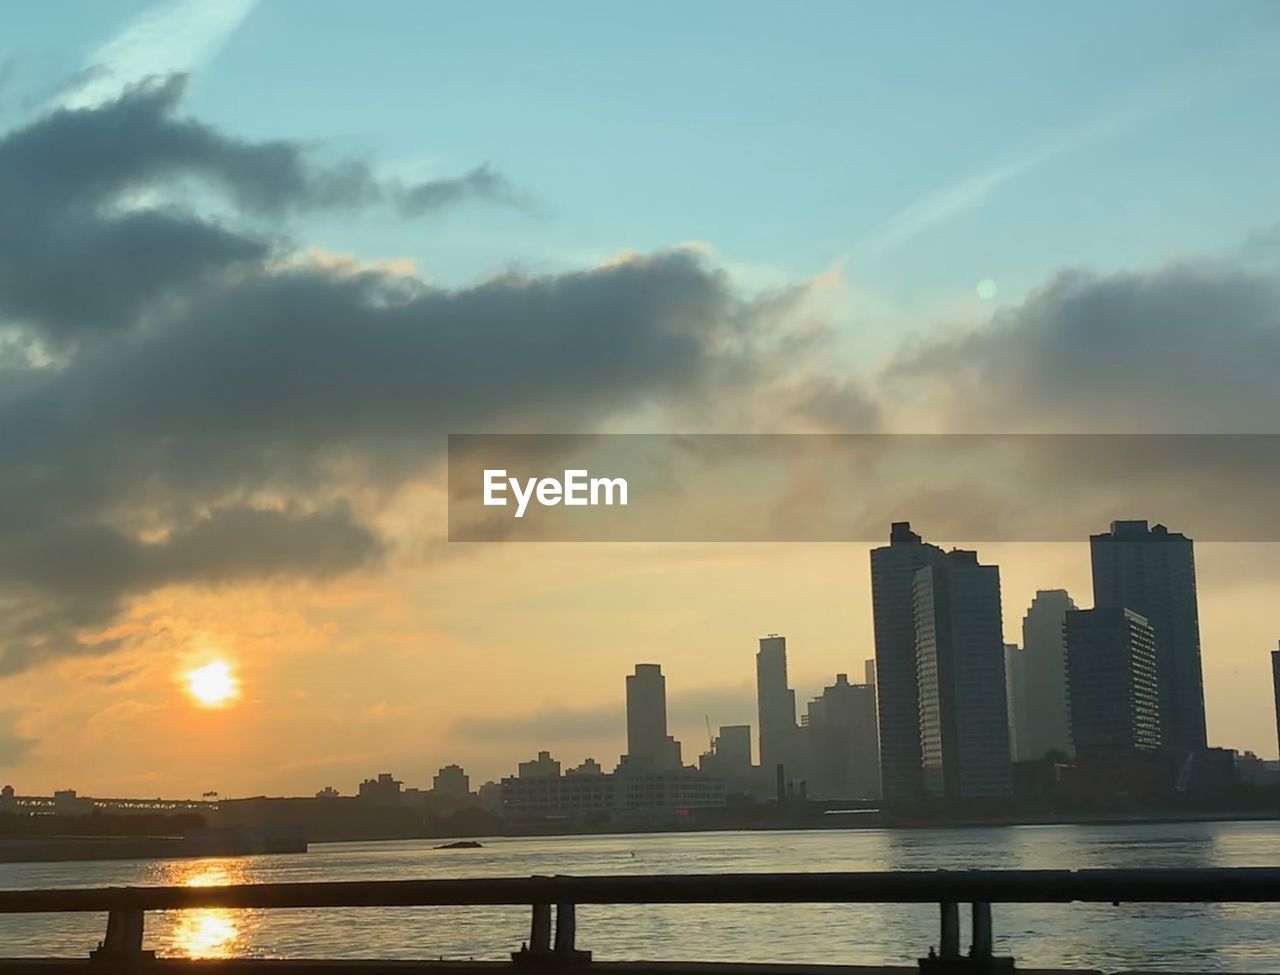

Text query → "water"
[2,821,1279,971]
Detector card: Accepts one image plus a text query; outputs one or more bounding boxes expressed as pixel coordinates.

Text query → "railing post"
[529,901,552,953]
[89,907,155,963]
[554,901,591,963]
[970,902,993,959]
[940,901,961,959]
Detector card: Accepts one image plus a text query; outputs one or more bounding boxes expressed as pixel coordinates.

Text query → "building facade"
[1064,607,1161,754]
[756,635,800,784]
[802,674,880,799]
[1090,520,1206,756]
[624,664,682,771]
[870,522,946,803]
[1018,589,1077,760]
[914,549,1012,799]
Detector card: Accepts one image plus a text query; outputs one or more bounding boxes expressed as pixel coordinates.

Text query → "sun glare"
[186,660,240,707]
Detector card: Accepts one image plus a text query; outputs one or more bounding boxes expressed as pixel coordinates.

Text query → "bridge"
[0,867,1277,973]
[1,787,218,816]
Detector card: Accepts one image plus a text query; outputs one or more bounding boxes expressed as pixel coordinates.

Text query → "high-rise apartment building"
[1064,607,1160,754]
[1271,644,1280,759]
[803,674,880,799]
[1090,520,1206,755]
[1018,589,1077,760]
[624,664,681,770]
[870,522,945,803]
[756,635,800,779]
[914,549,1012,799]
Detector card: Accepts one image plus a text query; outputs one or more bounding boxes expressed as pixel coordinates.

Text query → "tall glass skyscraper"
[1090,521,1206,756]
[870,522,944,803]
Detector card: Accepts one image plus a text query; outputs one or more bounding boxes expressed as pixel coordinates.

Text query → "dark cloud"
[0,80,785,674]
[0,76,532,341]
[886,263,1280,433]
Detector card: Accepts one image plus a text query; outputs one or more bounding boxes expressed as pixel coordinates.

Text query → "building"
[713,725,752,772]
[1090,520,1206,756]
[802,674,880,799]
[567,758,604,775]
[431,764,470,798]
[500,769,615,819]
[756,635,801,785]
[1018,589,1077,760]
[1064,608,1161,754]
[870,522,946,803]
[500,763,723,820]
[517,751,561,779]
[357,773,402,804]
[1271,645,1280,758]
[914,549,1012,799]
[624,664,682,771]
[1004,644,1029,762]
[614,768,725,817]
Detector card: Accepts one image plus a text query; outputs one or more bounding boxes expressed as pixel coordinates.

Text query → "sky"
[1,0,1280,797]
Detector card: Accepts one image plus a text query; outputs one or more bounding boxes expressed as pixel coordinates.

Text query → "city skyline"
[3,2,1280,799]
[6,518,1275,802]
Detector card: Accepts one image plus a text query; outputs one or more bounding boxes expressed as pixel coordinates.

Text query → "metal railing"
[1,868,1278,969]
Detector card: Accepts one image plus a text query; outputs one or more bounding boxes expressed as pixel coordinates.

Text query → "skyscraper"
[1019,589,1077,760]
[1091,520,1206,755]
[624,664,681,770]
[1271,644,1280,759]
[914,549,1012,799]
[1004,643,1029,762]
[1064,608,1160,754]
[803,674,880,799]
[756,635,799,780]
[870,522,945,802]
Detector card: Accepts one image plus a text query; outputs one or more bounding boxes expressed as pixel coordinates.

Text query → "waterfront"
[1,821,1278,970]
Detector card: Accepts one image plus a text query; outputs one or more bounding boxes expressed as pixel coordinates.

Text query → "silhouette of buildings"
[1017,589,1077,760]
[871,522,945,803]
[756,635,801,787]
[699,725,754,794]
[431,764,470,798]
[914,549,1012,799]
[517,751,560,779]
[624,664,682,771]
[802,674,880,799]
[1064,608,1161,754]
[357,773,402,804]
[500,749,724,820]
[1091,521,1206,756]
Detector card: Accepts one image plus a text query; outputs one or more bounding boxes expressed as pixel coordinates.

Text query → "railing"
[2,868,1279,970]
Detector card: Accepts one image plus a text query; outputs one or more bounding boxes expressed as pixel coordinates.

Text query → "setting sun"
[185,661,240,708]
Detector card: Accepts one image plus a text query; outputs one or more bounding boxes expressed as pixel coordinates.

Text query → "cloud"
[60,0,260,110]
[0,77,533,342]
[884,262,1280,433]
[0,81,809,675]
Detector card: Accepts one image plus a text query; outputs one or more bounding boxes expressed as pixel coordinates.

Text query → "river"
[2,821,1278,970]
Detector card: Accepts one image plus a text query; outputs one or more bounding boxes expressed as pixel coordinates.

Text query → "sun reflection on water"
[160,860,247,958]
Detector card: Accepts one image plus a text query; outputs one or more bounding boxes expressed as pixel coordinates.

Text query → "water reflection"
[156,860,246,958]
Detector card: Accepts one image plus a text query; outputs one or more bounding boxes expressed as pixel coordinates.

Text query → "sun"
[185,661,240,708]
